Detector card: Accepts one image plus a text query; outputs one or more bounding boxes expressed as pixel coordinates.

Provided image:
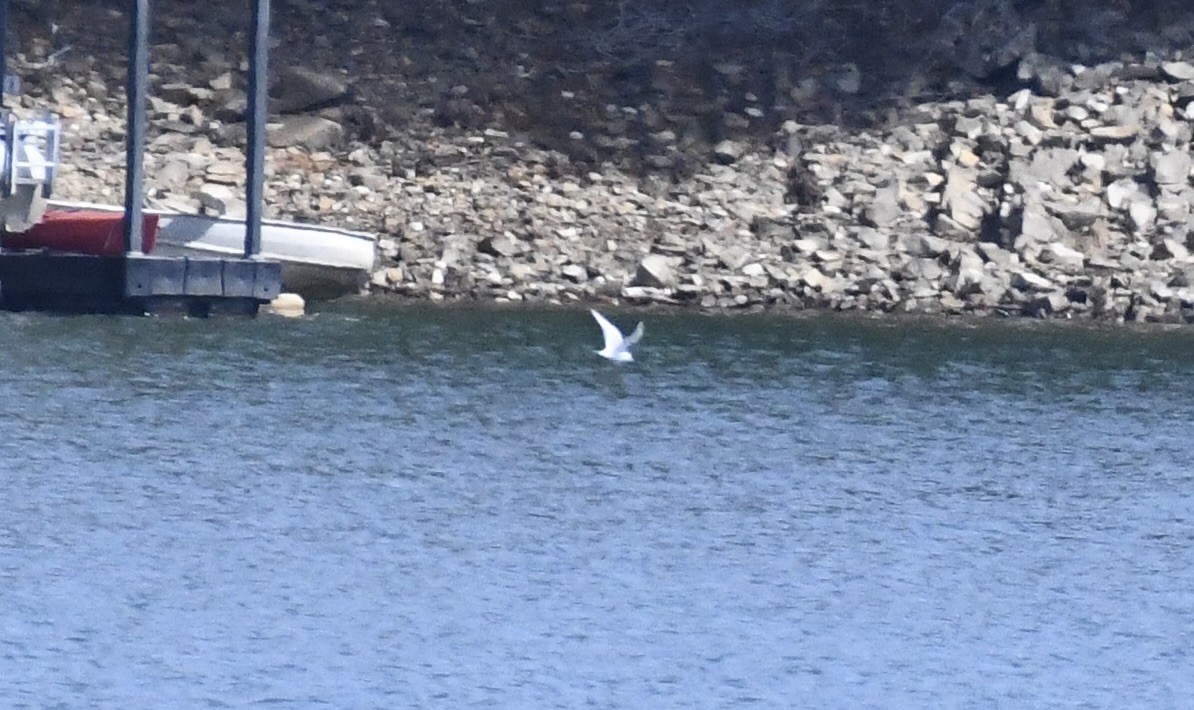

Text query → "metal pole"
[244,0,270,258]
[0,0,7,234]
[0,0,7,111]
[123,0,149,254]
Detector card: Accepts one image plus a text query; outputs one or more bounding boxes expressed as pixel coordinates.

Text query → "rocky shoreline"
[9,2,1194,322]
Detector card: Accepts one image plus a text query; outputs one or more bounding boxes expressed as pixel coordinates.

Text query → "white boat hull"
[46,200,377,300]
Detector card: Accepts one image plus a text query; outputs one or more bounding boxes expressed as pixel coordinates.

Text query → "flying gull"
[590,309,643,362]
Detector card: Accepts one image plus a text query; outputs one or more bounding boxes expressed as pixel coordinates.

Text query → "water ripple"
[1,307,1192,707]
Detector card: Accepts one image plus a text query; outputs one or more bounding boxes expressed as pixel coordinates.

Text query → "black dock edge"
[0,253,281,316]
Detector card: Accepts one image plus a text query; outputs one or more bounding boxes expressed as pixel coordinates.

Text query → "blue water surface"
[0,306,1191,708]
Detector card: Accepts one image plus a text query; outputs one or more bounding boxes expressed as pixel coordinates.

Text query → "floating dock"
[0,253,281,315]
[0,0,282,316]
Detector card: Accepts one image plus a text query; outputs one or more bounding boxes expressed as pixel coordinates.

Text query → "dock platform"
[0,253,281,316]
[0,0,284,317]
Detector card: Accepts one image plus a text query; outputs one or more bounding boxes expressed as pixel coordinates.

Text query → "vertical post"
[0,0,7,238]
[0,0,7,111]
[123,0,149,254]
[244,0,270,258]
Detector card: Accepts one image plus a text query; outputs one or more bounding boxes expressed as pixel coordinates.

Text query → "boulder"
[712,140,744,165]
[631,254,677,289]
[560,264,588,283]
[1127,198,1157,232]
[477,234,522,258]
[272,66,351,114]
[1161,61,1194,82]
[899,233,950,258]
[1152,151,1191,186]
[1039,243,1086,272]
[1152,239,1190,262]
[1011,270,1055,292]
[862,182,903,228]
[799,267,841,295]
[941,165,986,232]
[1106,178,1143,210]
[268,115,344,151]
[1018,200,1057,244]
[195,183,243,217]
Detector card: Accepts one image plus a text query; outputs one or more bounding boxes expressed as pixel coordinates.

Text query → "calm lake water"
[1,303,1192,708]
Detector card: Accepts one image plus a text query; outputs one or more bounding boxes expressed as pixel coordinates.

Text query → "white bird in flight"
[590,309,643,362]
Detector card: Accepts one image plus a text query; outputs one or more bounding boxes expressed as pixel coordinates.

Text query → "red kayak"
[3,210,159,256]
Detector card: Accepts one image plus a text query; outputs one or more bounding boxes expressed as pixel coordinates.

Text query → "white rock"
[1012,270,1055,292]
[1039,243,1086,272]
[1152,151,1191,186]
[1127,198,1157,232]
[1161,61,1194,81]
[941,166,986,231]
[1106,178,1141,210]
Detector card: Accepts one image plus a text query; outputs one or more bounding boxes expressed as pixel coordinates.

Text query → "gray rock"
[1012,270,1055,292]
[1106,178,1143,210]
[1018,53,1071,96]
[156,158,191,189]
[899,233,950,258]
[1050,196,1102,231]
[1018,200,1057,244]
[268,115,344,151]
[952,245,985,273]
[800,267,840,294]
[560,264,588,283]
[862,182,902,228]
[977,242,1016,268]
[1025,291,1070,317]
[1161,61,1194,81]
[1152,238,1190,262]
[477,234,521,258]
[348,167,389,191]
[653,234,690,256]
[1010,147,1078,187]
[205,160,241,185]
[209,72,235,91]
[1015,120,1044,145]
[1152,151,1191,186]
[717,245,752,271]
[741,263,766,278]
[1039,243,1086,272]
[712,140,744,165]
[941,166,986,232]
[272,66,350,114]
[853,227,891,252]
[508,263,538,282]
[621,285,677,304]
[901,257,944,283]
[945,262,986,296]
[1156,192,1190,222]
[632,254,677,289]
[1088,124,1139,143]
[195,183,243,217]
[159,82,213,106]
[1127,198,1157,232]
[790,237,827,256]
[211,88,248,123]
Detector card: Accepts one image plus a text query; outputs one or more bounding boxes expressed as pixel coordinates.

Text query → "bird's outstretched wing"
[623,321,644,349]
[590,309,624,351]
